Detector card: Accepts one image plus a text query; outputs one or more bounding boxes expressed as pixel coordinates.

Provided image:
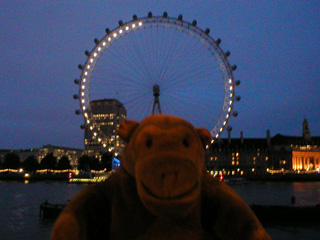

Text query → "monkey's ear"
[118,120,139,143]
[196,128,212,148]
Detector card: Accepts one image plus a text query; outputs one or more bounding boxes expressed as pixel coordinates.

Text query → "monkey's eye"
[183,138,189,148]
[146,138,153,148]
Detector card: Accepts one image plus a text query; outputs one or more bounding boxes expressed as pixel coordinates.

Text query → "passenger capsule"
[80,124,86,129]
[74,79,80,84]
[73,94,79,100]
[94,38,99,44]
[232,111,238,117]
[192,20,197,26]
[216,38,221,45]
[205,28,210,35]
[235,96,241,101]
[133,14,138,20]
[225,51,230,57]
[163,12,168,18]
[85,51,90,56]
[78,64,84,70]
[148,12,153,18]
[75,110,81,115]
[235,80,241,86]
[232,65,237,71]
[119,20,123,26]
[105,28,110,34]
[178,15,183,21]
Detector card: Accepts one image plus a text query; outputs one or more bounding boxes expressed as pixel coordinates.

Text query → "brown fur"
[51,115,271,239]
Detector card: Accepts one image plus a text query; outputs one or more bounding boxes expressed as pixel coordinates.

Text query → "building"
[207,131,271,177]
[84,99,127,158]
[0,145,83,169]
[38,145,83,169]
[292,145,320,171]
[207,118,320,176]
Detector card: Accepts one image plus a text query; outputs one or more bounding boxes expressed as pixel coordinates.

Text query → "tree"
[89,156,102,171]
[3,153,20,169]
[39,153,57,170]
[22,155,39,173]
[101,152,114,170]
[78,155,91,171]
[56,156,72,170]
[78,155,102,171]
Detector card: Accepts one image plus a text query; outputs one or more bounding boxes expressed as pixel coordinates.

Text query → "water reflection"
[0,181,319,240]
[231,181,320,206]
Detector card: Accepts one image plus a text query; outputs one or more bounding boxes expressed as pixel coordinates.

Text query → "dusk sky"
[1,1,319,150]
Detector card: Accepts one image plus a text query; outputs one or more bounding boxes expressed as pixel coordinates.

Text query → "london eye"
[74,12,241,147]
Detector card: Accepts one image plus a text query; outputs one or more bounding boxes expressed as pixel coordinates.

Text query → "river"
[0,180,319,240]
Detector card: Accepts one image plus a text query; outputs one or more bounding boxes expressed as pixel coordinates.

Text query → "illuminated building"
[208,118,320,176]
[84,99,127,158]
[207,131,271,176]
[0,145,83,169]
[292,146,320,171]
[38,145,83,169]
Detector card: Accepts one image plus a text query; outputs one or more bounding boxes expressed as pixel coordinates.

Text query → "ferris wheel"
[74,12,241,147]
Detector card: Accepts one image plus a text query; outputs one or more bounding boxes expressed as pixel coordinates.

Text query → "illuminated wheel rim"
[76,13,238,146]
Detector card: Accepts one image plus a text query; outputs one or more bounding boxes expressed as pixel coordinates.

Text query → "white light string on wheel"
[74,12,241,147]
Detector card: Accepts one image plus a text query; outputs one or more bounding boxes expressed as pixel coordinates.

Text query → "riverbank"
[1,171,320,182]
[246,172,320,181]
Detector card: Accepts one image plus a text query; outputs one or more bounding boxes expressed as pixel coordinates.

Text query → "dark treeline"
[0,152,114,172]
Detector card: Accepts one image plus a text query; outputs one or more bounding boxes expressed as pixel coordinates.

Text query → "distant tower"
[302,117,311,142]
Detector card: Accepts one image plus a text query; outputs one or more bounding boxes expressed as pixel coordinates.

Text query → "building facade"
[38,145,83,169]
[0,145,83,169]
[207,131,271,177]
[84,99,127,158]
[207,119,320,176]
[292,146,320,171]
